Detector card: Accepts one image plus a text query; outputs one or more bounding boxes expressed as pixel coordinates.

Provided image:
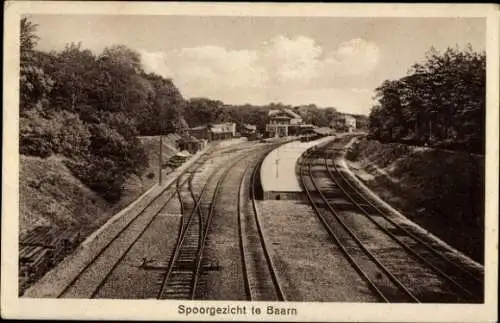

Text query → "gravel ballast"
[257,199,379,302]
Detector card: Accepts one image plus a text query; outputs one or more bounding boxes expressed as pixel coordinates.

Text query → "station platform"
[260,136,334,200]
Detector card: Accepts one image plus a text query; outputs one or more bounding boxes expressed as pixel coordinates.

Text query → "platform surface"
[260,136,334,193]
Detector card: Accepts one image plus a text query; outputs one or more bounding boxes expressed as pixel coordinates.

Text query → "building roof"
[176,151,191,158]
[190,122,235,133]
[179,134,202,143]
[190,125,208,131]
[242,124,257,131]
[209,122,235,133]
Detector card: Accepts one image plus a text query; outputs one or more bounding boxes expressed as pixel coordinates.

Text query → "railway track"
[156,169,204,299]
[56,153,212,298]
[238,153,286,301]
[157,151,254,299]
[323,142,483,302]
[53,141,284,300]
[299,150,418,303]
[299,137,483,303]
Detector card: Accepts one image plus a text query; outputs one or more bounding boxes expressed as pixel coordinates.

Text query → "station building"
[265,108,315,137]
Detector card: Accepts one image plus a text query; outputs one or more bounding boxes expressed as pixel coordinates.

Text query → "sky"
[28,15,485,115]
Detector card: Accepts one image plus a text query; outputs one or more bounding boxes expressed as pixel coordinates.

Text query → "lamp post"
[276,149,280,178]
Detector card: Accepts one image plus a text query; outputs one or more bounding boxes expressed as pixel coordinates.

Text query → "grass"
[20,155,111,237]
[347,139,485,263]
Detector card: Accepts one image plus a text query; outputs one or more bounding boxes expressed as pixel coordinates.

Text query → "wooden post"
[159,135,163,185]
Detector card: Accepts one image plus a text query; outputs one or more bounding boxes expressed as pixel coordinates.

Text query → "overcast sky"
[28,15,485,115]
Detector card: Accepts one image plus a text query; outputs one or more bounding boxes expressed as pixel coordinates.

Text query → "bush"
[60,122,147,202]
[20,109,91,158]
[146,172,155,179]
[55,111,91,157]
[65,157,125,202]
[20,110,60,157]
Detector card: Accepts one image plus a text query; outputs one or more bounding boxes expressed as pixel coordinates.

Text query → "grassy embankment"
[19,135,179,237]
[346,138,484,263]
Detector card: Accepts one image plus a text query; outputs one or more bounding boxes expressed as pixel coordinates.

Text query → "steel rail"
[57,153,210,298]
[300,149,420,303]
[249,155,287,301]
[325,151,481,300]
[329,148,484,284]
[157,153,225,299]
[298,152,389,302]
[190,152,254,299]
[237,163,253,300]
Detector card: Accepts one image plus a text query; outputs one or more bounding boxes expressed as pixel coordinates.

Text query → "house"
[189,125,210,140]
[330,115,356,133]
[237,123,257,137]
[188,122,236,141]
[210,122,236,140]
[265,108,304,137]
[177,134,206,154]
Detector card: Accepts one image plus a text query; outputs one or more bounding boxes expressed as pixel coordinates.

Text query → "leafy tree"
[138,73,185,135]
[20,18,53,113]
[368,46,485,153]
[20,17,39,53]
[184,98,228,127]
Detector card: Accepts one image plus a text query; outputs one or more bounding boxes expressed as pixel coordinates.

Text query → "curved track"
[238,153,286,301]
[57,152,211,298]
[157,151,253,299]
[299,150,418,303]
[299,137,484,303]
[323,141,483,302]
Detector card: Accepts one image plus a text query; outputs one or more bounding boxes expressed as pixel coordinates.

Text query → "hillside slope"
[20,155,111,237]
[346,139,484,263]
[20,135,181,238]
[18,135,183,294]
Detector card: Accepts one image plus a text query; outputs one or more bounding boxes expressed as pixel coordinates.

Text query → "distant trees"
[183,98,228,127]
[293,104,337,127]
[223,104,270,132]
[368,46,485,154]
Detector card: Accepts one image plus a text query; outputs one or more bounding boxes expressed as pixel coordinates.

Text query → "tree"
[20,18,53,113]
[184,98,228,127]
[368,46,485,153]
[20,17,39,53]
[50,42,98,111]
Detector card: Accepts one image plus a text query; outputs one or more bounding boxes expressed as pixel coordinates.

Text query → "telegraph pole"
[159,134,163,185]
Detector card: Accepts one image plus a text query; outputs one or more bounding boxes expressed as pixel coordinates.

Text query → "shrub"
[55,111,91,157]
[65,156,125,202]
